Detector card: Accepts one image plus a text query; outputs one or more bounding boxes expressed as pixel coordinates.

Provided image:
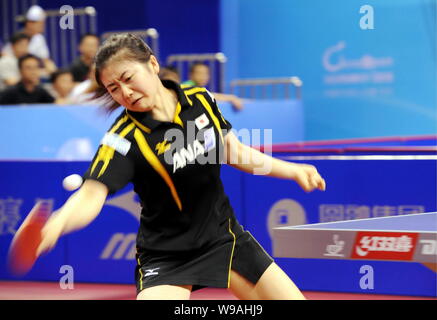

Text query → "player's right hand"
[36,214,65,257]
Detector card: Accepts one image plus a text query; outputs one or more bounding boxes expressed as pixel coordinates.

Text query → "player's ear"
[149,55,160,75]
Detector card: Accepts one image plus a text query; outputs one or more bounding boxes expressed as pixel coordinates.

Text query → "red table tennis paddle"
[8,200,52,276]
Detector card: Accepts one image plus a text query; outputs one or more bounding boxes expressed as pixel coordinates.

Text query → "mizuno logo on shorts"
[143,267,160,277]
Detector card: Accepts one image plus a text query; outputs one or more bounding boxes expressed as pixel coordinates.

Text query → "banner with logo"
[0,156,435,295]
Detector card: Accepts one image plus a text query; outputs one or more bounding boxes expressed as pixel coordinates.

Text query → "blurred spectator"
[69,33,100,83]
[159,65,181,83]
[68,65,106,105]
[2,5,57,75]
[0,54,54,105]
[0,33,30,90]
[50,69,75,104]
[182,62,244,111]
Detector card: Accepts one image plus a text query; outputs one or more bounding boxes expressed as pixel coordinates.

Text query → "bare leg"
[136,284,192,300]
[228,263,306,300]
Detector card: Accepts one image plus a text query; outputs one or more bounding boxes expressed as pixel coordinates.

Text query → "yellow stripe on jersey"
[227,218,237,288]
[110,115,129,134]
[184,87,207,96]
[126,111,151,134]
[180,84,192,89]
[196,93,224,144]
[134,128,183,211]
[185,92,193,106]
[90,115,132,178]
[120,122,136,137]
[173,102,183,127]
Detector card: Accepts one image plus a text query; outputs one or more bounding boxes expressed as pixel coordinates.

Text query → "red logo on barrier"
[351,232,418,261]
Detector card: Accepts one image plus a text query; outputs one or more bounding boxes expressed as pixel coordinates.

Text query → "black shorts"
[134,216,274,294]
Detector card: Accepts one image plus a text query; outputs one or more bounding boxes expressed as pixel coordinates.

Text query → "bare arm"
[36,179,108,256]
[224,131,326,192]
[212,92,244,110]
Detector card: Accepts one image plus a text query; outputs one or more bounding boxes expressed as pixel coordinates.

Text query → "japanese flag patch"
[195,113,209,130]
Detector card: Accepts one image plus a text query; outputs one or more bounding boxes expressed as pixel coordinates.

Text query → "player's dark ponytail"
[93,33,155,112]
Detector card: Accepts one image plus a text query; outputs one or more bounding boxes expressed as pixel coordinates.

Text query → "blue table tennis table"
[273,212,437,265]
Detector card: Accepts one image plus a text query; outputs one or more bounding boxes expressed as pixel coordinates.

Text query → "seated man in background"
[182,61,244,111]
[0,54,54,105]
[50,69,75,104]
[0,32,30,90]
[69,33,100,83]
[3,5,57,77]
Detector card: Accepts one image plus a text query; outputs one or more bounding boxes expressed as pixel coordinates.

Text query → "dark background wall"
[38,0,220,63]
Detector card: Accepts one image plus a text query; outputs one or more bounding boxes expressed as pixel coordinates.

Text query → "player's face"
[100,57,160,112]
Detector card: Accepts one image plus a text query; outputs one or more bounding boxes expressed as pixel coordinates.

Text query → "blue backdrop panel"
[221,0,437,140]
[219,99,304,144]
[241,157,437,296]
[0,101,303,160]
[0,161,69,281]
[0,105,119,160]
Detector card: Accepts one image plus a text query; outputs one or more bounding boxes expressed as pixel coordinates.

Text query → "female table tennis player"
[36,34,326,300]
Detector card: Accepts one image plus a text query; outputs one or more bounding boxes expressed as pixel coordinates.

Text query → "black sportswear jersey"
[83,80,234,252]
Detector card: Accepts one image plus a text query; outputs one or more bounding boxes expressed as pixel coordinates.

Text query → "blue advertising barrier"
[0,162,69,281]
[1,151,435,296]
[0,161,245,284]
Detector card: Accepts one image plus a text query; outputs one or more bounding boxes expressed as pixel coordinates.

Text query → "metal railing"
[230,77,303,99]
[14,6,97,68]
[2,0,37,44]
[166,52,227,93]
[101,28,159,62]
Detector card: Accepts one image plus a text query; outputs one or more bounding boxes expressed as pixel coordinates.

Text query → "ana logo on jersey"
[173,140,205,173]
[172,127,217,173]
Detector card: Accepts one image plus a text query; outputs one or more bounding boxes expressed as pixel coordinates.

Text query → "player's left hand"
[290,163,326,192]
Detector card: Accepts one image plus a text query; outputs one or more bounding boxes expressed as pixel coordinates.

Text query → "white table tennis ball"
[62,174,83,191]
